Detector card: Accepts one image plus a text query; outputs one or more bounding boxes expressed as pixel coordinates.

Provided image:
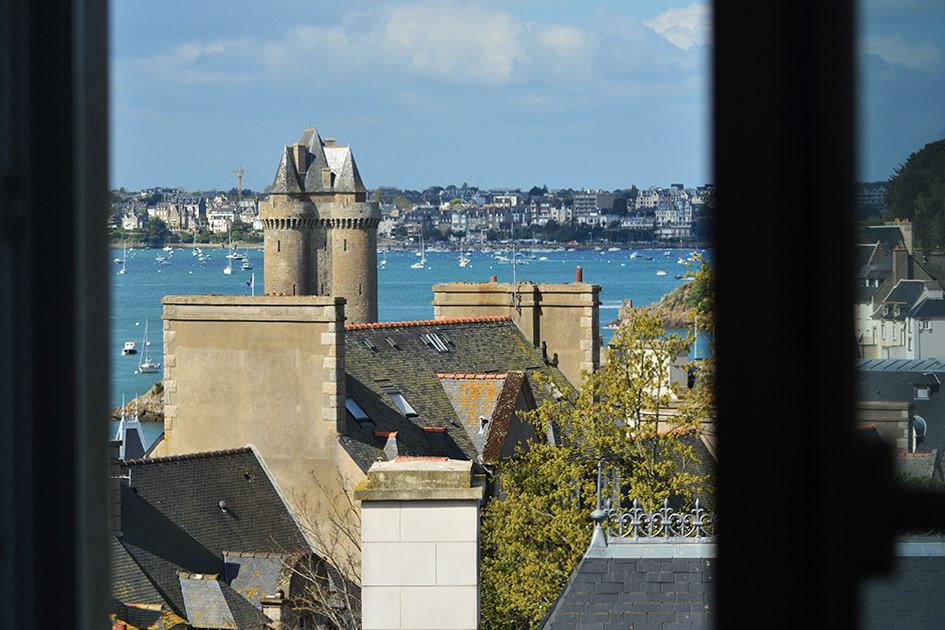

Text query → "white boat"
[411,237,426,269]
[118,242,127,274]
[241,258,253,271]
[138,317,161,374]
[656,270,668,276]
[122,341,137,356]
[459,255,470,267]
[224,258,233,274]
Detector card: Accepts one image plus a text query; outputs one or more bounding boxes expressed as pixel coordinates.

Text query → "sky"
[110,1,945,193]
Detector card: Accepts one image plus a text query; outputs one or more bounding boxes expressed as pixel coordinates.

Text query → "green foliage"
[685,256,716,329]
[146,218,173,247]
[391,196,412,210]
[481,442,596,630]
[481,303,716,629]
[883,138,945,250]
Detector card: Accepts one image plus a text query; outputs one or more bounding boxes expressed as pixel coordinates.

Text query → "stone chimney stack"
[292,143,307,174]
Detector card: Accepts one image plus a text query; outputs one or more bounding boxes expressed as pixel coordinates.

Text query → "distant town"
[110,180,893,248]
[110,182,718,247]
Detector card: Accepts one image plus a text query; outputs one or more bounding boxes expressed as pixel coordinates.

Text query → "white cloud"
[643,4,711,50]
[125,2,707,94]
[866,33,943,71]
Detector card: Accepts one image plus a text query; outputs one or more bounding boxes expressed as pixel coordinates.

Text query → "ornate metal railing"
[602,498,717,539]
[589,461,717,540]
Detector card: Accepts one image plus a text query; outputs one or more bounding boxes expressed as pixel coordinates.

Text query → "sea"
[110,244,706,442]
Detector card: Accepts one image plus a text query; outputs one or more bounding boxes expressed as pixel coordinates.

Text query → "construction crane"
[231,165,245,199]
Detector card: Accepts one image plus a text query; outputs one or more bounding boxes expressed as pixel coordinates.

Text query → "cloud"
[128,3,711,91]
[644,4,712,50]
[865,33,943,71]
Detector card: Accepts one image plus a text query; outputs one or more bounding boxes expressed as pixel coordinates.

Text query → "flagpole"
[251,273,255,297]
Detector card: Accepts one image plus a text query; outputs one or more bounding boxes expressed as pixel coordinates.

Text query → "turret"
[262,127,380,323]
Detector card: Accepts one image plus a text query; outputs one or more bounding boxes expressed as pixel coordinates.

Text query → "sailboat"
[118,242,127,274]
[411,236,426,269]
[223,228,234,274]
[138,317,161,374]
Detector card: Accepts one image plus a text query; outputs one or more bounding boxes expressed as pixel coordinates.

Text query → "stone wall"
[432,275,601,387]
[153,294,350,549]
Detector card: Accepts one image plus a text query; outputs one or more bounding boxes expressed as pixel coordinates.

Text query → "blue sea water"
[110,244,706,411]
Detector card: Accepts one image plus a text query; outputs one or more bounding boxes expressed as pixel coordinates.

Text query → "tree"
[883,138,945,249]
[285,473,363,630]
[481,263,716,629]
[392,196,412,210]
[146,218,173,247]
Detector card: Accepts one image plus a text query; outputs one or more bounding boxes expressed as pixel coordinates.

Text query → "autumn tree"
[481,262,715,629]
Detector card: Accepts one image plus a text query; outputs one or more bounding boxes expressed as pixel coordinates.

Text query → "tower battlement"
[264,126,380,324]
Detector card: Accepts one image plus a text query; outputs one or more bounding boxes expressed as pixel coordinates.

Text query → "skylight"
[387,391,418,417]
[345,396,374,427]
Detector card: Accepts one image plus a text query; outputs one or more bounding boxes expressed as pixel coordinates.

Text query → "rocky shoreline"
[613,280,696,330]
[110,381,165,422]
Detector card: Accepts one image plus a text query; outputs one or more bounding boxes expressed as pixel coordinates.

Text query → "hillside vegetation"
[883,138,945,250]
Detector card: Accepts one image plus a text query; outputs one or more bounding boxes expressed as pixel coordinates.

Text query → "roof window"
[345,396,374,427]
[386,391,418,417]
[421,332,450,353]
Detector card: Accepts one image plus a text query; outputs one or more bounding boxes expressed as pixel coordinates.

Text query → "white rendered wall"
[361,500,480,630]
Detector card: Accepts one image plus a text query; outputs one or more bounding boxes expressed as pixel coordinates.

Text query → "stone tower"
[260,127,380,324]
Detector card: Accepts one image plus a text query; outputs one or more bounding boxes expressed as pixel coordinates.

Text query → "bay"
[109,244,705,410]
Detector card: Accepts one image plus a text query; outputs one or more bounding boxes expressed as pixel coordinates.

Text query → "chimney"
[576,266,583,282]
[292,143,307,174]
[324,137,336,147]
[356,458,485,630]
[892,247,912,281]
[321,167,332,189]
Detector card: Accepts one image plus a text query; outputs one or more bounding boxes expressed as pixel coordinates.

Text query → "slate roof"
[540,534,717,629]
[862,225,908,252]
[270,126,366,194]
[856,359,945,477]
[113,447,312,624]
[179,575,270,629]
[224,551,295,608]
[340,317,571,472]
[855,242,892,303]
[910,297,945,319]
[114,411,147,460]
[115,603,189,630]
[874,279,927,319]
[896,451,943,480]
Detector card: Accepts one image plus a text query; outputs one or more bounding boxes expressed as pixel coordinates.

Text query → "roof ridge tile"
[121,446,254,465]
[346,315,511,331]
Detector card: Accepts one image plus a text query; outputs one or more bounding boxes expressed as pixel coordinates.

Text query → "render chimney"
[356,458,485,630]
[321,167,332,189]
[576,266,583,282]
[324,137,336,147]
